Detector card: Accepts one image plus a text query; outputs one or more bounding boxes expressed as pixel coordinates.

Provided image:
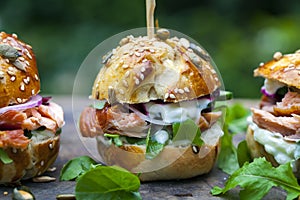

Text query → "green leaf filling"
[211,157,300,200]
[172,119,203,146]
[0,148,13,164]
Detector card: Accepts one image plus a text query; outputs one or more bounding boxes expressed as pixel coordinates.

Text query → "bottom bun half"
[97,124,222,181]
[0,135,60,184]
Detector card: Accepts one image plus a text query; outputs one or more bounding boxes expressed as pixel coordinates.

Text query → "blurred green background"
[1,0,299,98]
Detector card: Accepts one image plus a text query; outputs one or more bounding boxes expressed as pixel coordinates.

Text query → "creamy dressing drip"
[145,98,211,124]
[249,118,300,166]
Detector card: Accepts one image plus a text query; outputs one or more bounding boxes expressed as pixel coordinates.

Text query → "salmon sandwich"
[246,50,300,177]
[0,32,64,184]
[79,29,231,181]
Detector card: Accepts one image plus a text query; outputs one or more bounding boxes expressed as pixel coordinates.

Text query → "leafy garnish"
[211,157,300,200]
[237,140,252,167]
[60,156,97,181]
[217,103,251,174]
[172,119,203,146]
[217,124,239,174]
[0,148,13,164]
[75,165,142,200]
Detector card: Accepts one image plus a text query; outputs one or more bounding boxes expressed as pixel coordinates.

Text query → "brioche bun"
[0,32,64,184]
[0,32,40,108]
[92,34,221,104]
[0,135,59,184]
[97,123,222,181]
[254,51,300,89]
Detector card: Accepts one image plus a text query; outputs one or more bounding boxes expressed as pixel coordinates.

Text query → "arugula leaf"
[211,157,300,200]
[237,140,252,167]
[172,119,203,146]
[0,148,13,164]
[217,124,239,175]
[60,156,97,181]
[75,165,141,200]
[217,103,251,174]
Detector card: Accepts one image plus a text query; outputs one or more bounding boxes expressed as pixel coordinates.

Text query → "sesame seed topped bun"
[91,31,221,104]
[254,50,300,89]
[0,32,40,108]
[0,32,64,184]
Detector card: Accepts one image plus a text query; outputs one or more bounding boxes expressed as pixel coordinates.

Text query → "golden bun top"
[92,29,221,104]
[0,32,40,108]
[254,50,300,89]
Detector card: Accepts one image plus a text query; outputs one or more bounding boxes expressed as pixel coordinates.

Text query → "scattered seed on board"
[56,194,76,200]
[32,176,56,183]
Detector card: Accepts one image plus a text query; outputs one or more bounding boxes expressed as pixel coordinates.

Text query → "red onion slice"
[124,104,171,126]
[0,95,43,114]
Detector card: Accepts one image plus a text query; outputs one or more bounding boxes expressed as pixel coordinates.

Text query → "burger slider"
[0,32,64,184]
[79,28,231,181]
[246,50,300,177]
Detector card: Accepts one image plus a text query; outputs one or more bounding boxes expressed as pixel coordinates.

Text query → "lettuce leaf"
[75,165,141,200]
[211,157,300,200]
[217,103,251,174]
[0,148,13,164]
[172,119,203,146]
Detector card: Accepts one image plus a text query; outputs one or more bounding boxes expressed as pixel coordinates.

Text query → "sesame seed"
[141,66,146,72]
[142,59,148,63]
[150,49,155,53]
[123,80,128,87]
[27,52,32,59]
[124,71,130,78]
[169,94,176,99]
[17,98,22,103]
[32,89,35,95]
[5,59,9,63]
[178,89,184,94]
[19,57,25,61]
[23,77,29,84]
[273,51,283,61]
[140,73,144,80]
[12,33,18,38]
[49,143,53,149]
[259,62,264,67]
[122,64,129,69]
[135,78,140,85]
[184,87,190,93]
[25,60,30,66]
[34,74,39,81]
[129,52,134,56]
[41,160,44,166]
[20,83,25,91]
[174,88,178,93]
[7,70,14,76]
[135,52,141,57]
[164,93,169,99]
[10,76,16,82]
